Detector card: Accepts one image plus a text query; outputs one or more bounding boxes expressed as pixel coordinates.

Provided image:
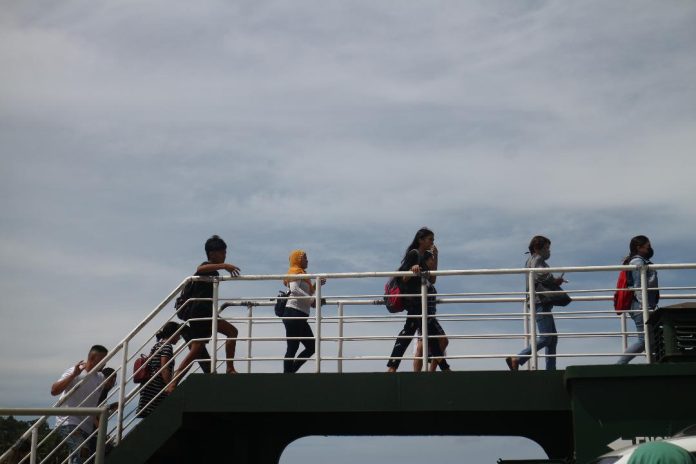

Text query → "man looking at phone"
[51,345,108,464]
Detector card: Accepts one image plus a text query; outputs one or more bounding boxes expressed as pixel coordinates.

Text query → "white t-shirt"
[55,367,105,432]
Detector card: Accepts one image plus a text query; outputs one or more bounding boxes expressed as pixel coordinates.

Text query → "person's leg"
[438,336,450,371]
[427,318,450,371]
[217,319,239,374]
[59,425,87,464]
[168,341,207,392]
[283,310,302,373]
[387,308,421,371]
[508,306,553,370]
[181,325,211,373]
[292,318,316,373]
[617,311,646,364]
[537,312,558,371]
[413,338,423,372]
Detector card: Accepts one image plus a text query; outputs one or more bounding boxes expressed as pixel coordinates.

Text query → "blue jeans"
[517,305,557,370]
[58,425,89,464]
[617,310,646,364]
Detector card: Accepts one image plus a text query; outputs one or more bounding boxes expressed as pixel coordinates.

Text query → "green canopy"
[627,441,696,464]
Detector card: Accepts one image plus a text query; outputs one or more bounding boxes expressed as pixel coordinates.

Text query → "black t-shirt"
[399,249,430,297]
[190,261,219,313]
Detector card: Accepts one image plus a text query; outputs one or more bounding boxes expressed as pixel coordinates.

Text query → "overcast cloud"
[1,1,695,462]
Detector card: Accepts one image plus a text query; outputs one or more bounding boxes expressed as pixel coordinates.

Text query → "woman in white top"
[282,249,325,373]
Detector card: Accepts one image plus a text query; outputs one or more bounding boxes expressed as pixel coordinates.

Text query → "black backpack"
[274,289,290,317]
[174,281,195,321]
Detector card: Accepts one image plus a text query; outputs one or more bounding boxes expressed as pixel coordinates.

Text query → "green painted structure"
[106,364,696,464]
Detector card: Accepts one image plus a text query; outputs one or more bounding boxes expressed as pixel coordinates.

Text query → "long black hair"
[623,235,650,265]
[401,227,434,267]
[156,321,181,341]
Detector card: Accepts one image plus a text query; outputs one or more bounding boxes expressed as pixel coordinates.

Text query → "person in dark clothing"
[387,227,447,372]
[412,251,451,372]
[138,322,181,416]
[168,235,241,392]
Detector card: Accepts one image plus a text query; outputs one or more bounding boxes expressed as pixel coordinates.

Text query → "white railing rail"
[2,262,694,464]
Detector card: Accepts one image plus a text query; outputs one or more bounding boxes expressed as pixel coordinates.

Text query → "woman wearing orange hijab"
[282,250,326,373]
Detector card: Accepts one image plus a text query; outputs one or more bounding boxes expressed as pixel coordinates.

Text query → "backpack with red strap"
[613,270,633,313]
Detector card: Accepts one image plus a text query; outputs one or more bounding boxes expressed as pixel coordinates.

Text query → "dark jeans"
[282,307,316,373]
[387,303,446,369]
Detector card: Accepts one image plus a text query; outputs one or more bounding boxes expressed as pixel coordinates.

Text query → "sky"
[1,1,696,462]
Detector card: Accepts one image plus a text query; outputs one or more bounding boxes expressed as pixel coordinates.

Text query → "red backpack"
[384,277,404,313]
[613,270,633,313]
[133,354,152,384]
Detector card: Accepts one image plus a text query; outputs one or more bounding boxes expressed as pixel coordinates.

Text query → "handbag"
[274,289,290,317]
[536,281,571,307]
[133,354,152,384]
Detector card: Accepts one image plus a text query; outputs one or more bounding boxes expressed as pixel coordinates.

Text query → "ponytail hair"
[623,235,650,265]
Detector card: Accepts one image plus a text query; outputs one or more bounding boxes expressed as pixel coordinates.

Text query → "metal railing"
[2,262,694,464]
[0,408,107,464]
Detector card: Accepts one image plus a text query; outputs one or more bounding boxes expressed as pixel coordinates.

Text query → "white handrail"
[0,408,107,464]
[4,262,694,464]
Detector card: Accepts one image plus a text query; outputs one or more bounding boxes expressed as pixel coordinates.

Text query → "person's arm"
[530,256,556,286]
[50,361,83,396]
[429,246,438,284]
[197,262,240,276]
[159,356,173,385]
[401,250,420,283]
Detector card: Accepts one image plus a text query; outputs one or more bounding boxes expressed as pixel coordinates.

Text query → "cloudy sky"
[1,1,695,462]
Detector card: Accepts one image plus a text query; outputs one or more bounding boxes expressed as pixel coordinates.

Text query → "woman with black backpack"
[386,227,448,372]
[281,249,326,373]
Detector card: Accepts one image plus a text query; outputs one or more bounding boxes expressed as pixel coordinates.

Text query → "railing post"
[315,277,322,373]
[528,270,538,370]
[620,312,628,352]
[640,265,652,363]
[29,426,37,464]
[421,276,429,371]
[247,303,253,374]
[95,408,108,464]
[337,302,344,373]
[116,341,128,443]
[211,280,219,373]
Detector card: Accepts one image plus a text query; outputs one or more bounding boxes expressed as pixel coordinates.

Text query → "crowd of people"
[50,231,661,463]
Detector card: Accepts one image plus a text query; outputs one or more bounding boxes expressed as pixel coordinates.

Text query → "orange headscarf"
[284,249,314,291]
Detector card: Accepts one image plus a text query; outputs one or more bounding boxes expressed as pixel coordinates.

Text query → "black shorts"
[186,305,213,341]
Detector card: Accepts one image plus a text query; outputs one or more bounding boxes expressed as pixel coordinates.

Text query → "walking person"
[412,250,450,372]
[281,249,325,373]
[506,236,566,371]
[138,322,181,417]
[617,235,659,364]
[169,235,241,392]
[51,345,109,464]
[387,227,447,372]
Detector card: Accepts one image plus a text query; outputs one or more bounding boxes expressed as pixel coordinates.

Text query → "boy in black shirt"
[168,235,241,391]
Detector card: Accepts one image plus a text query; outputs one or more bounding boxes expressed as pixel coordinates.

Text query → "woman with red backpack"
[616,235,659,364]
[386,227,448,372]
